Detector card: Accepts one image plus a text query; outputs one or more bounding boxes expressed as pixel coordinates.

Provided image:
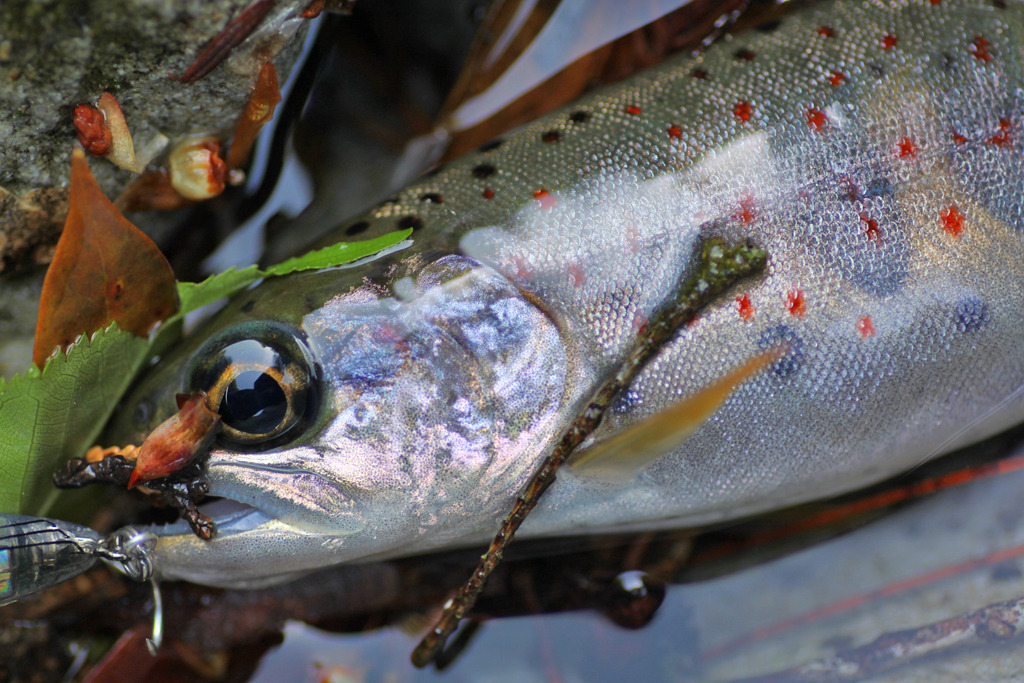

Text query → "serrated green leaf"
[0,229,412,516]
[0,325,147,515]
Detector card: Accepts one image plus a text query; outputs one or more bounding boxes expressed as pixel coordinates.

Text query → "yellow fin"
[571,346,784,480]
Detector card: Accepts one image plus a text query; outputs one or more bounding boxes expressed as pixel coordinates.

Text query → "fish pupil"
[219,370,287,434]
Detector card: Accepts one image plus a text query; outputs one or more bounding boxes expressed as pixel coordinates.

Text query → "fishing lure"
[0,515,162,649]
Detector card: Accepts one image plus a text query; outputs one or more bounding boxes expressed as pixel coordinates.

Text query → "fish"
[106,0,1024,588]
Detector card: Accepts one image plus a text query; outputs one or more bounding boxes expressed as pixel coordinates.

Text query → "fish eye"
[186,323,319,448]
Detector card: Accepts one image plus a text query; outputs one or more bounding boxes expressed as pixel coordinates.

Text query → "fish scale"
[109,0,1024,587]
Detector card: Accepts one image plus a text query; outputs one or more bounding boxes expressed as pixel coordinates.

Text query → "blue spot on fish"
[955,296,989,333]
[613,388,643,415]
[864,176,893,198]
[757,325,805,377]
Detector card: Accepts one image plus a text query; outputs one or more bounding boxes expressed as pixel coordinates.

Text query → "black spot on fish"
[955,296,989,333]
[942,52,957,71]
[419,193,444,204]
[755,19,782,33]
[478,138,504,152]
[345,221,370,236]
[869,63,886,78]
[472,163,497,179]
[398,215,423,231]
[690,68,709,80]
[542,130,561,143]
[758,325,805,377]
[241,300,256,313]
[992,0,1008,9]
[734,48,756,62]
[570,110,590,124]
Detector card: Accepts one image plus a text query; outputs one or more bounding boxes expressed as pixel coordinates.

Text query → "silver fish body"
[110,0,1024,587]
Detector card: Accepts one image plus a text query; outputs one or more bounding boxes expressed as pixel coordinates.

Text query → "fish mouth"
[139,493,343,588]
[138,453,368,583]
[142,497,281,539]
[200,497,278,533]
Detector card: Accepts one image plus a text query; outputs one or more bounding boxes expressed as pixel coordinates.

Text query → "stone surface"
[0,0,312,274]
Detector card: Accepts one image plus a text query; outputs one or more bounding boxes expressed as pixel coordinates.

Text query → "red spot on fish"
[734,49,756,62]
[690,68,709,80]
[860,211,881,243]
[806,108,828,132]
[828,71,847,87]
[857,316,876,338]
[817,25,836,37]
[734,101,752,122]
[667,125,682,138]
[896,137,918,158]
[512,256,533,279]
[987,118,1013,146]
[952,128,968,145]
[568,263,585,288]
[786,289,806,317]
[482,188,494,199]
[534,189,556,209]
[737,196,756,224]
[929,0,940,5]
[736,294,755,320]
[940,205,964,237]
[686,315,700,328]
[633,312,648,335]
[625,105,642,115]
[971,36,993,62]
[882,34,898,50]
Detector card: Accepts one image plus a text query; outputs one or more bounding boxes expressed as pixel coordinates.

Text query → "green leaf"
[177,231,411,317]
[0,325,147,516]
[0,229,412,516]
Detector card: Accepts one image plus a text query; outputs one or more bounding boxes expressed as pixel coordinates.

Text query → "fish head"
[107,254,573,587]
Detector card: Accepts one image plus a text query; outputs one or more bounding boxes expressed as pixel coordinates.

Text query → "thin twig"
[169,0,275,83]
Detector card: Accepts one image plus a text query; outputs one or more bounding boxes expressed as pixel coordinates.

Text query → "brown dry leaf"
[32,149,179,367]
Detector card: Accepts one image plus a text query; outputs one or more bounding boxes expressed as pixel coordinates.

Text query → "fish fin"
[571,346,784,480]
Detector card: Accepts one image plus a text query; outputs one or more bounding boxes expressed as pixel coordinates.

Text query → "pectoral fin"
[571,346,784,480]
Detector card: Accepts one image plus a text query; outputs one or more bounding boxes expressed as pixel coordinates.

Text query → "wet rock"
[0,0,312,275]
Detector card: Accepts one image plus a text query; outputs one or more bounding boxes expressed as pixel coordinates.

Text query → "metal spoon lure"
[0,513,163,652]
